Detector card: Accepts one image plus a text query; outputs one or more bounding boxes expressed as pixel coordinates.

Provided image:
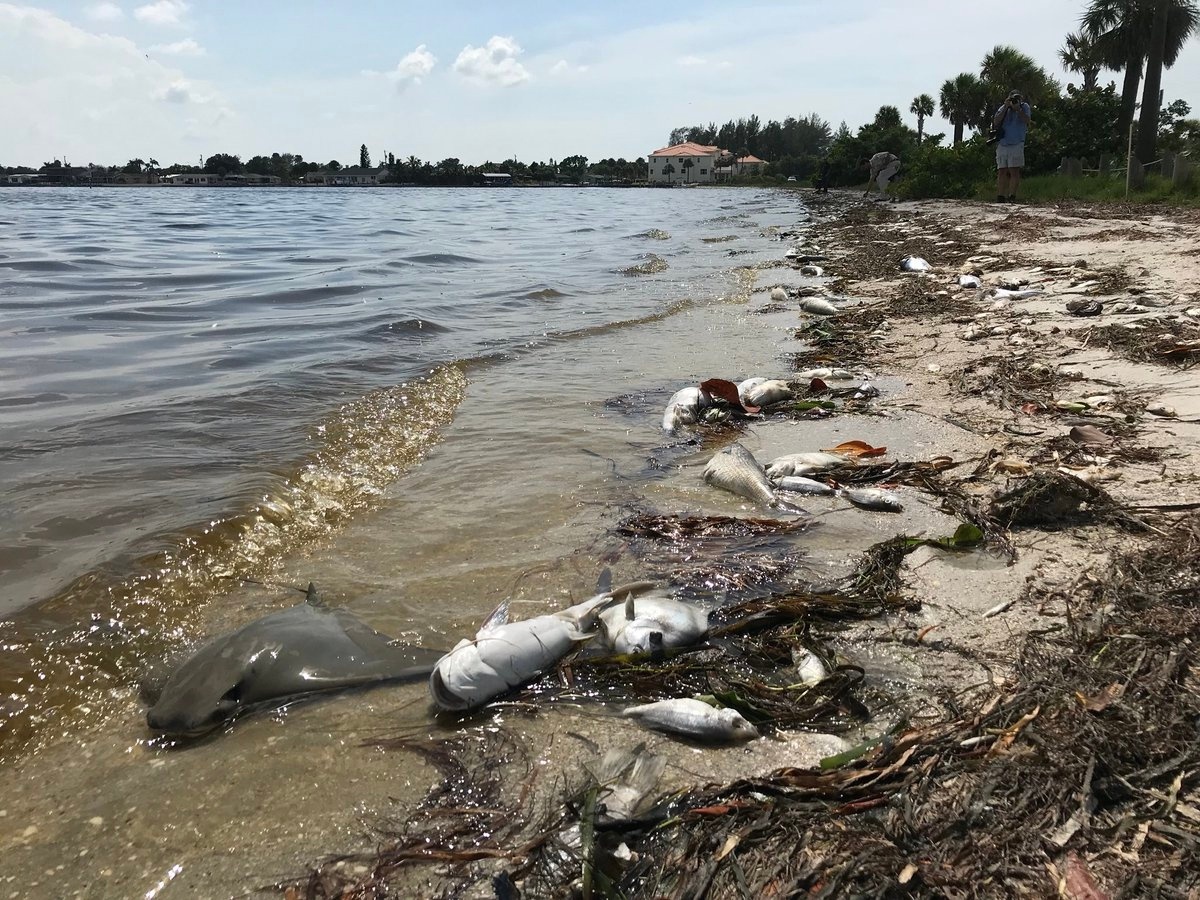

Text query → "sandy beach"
[4,190,1200,898]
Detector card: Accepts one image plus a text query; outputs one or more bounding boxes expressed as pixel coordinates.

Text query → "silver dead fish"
[764,451,849,479]
[989,287,1043,300]
[901,255,931,272]
[596,592,709,656]
[624,698,759,742]
[430,582,659,711]
[740,378,793,407]
[840,486,903,512]
[772,474,837,496]
[769,286,789,303]
[662,386,707,432]
[792,649,828,686]
[957,274,982,289]
[703,443,779,507]
[799,264,824,277]
[799,296,839,316]
[794,367,856,381]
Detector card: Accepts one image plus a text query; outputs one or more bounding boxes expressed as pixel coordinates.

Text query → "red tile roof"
[650,141,722,157]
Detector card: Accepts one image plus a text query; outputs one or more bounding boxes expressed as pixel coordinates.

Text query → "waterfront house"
[162,172,221,186]
[647,142,723,185]
[304,166,389,186]
[713,153,769,180]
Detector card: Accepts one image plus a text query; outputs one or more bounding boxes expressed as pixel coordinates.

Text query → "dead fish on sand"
[772,474,838,496]
[624,698,759,742]
[739,378,793,407]
[596,591,709,656]
[799,296,839,316]
[795,367,856,381]
[704,443,789,508]
[584,745,667,824]
[792,648,828,686]
[769,286,789,302]
[799,264,824,277]
[430,581,659,711]
[901,255,931,272]
[764,451,849,479]
[989,287,1043,300]
[840,486,903,512]
[957,274,982,289]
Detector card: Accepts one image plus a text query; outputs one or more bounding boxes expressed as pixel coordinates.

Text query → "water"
[0,185,804,757]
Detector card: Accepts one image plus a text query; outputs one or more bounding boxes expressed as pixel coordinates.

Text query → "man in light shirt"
[994,90,1032,202]
[864,151,900,199]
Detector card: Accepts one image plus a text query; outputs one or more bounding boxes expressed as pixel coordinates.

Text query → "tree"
[122,158,145,174]
[203,153,243,176]
[663,162,676,184]
[326,159,342,171]
[910,94,935,145]
[1059,31,1102,91]
[940,73,989,144]
[359,144,371,168]
[559,155,588,181]
[981,44,1060,105]
[668,126,690,146]
[682,159,695,182]
[1083,0,1199,146]
[1137,0,1174,161]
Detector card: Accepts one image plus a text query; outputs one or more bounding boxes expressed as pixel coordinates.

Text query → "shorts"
[996,143,1025,169]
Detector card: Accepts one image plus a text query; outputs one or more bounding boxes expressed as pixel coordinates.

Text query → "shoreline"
[290,191,1200,896]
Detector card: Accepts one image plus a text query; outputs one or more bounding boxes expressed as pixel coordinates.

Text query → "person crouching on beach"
[994,90,1032,202]
[863,151,900,200]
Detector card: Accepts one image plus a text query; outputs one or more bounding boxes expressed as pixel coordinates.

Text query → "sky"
[3,1,1200,168]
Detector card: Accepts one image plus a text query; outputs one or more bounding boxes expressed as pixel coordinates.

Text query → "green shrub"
[894,139,992,199]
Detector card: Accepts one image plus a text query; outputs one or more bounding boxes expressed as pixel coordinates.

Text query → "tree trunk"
[1117,55,1143,147]
[1135,0,1170,164]
[953,121,964,145]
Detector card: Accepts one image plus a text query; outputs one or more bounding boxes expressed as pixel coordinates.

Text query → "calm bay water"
[0,184,802,756]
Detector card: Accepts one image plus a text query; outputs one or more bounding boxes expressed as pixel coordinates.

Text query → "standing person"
[863,151,900,199]
[816,157,831,193]
[994,90,1032,202]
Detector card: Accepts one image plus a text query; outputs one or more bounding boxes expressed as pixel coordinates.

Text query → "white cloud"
[389,44,436,88]
[134,0,187,25]
[453,35,530,87]
[86,2,124,20]
[550,59,588,76]
[676,55,707,67]
[150,37,204,56]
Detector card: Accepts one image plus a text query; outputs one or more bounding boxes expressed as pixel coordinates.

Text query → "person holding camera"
[993,90,1031,202]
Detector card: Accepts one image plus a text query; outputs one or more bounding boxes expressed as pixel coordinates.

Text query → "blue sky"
[3,1,1200,168]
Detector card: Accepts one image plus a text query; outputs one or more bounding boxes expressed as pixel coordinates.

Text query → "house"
[713,154,769,179]
[647,142,723,184]
[162,172,222,186]
[3,173,38,185]
[304,166,389,186]
[223,173,281,186]
[480,172,514,186]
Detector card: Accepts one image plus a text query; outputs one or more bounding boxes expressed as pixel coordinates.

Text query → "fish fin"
[624,595,636,621]
[479,600,511,634]
[608,581,659,603]
[772,495,810,516]
[305,582,322,607]
[596,567,612,595]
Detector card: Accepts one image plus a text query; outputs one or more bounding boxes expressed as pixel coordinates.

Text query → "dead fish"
[901,255,931,272]
[772,475,837,496]
[597,592,708,656]
[957,274,982,289]
[795,367,856,381]
[662,386,707,432]
[764,451,848,479]
[430,582,659,711]
[585,745,667,824]
[799,264,824,277]
[769,286,788,302]
[624,698,759,742]
[840,486,903,512]
[737,376,768,401]
[703,443,778,507]
[799,296,838,316]
[990,287,1043,300]
[792,649,828,686]
[741,378,793,407]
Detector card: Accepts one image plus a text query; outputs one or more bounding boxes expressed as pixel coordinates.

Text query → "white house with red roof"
[647,141,726,184]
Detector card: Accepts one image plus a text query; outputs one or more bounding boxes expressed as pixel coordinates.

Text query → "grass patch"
[984,172,1200,207]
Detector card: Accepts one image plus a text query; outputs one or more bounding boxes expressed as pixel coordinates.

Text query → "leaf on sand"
[793,400,836,411]
[807,378,829,394]
[901,523,984,551]
[987,705,1040,757]
[1075,682,1124,712]
[716,834,741,861]
[825,440,887,458]
[1063,851,1110,900]
[1069,424,1113,447]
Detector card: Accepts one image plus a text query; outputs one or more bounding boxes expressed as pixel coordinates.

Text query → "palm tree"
[1059,31,1102,90]
[981,45,1060,105]
[1083,0,1200,147]
[939,73,988,145]
[910,94,934,145]
[682,159,695,183]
